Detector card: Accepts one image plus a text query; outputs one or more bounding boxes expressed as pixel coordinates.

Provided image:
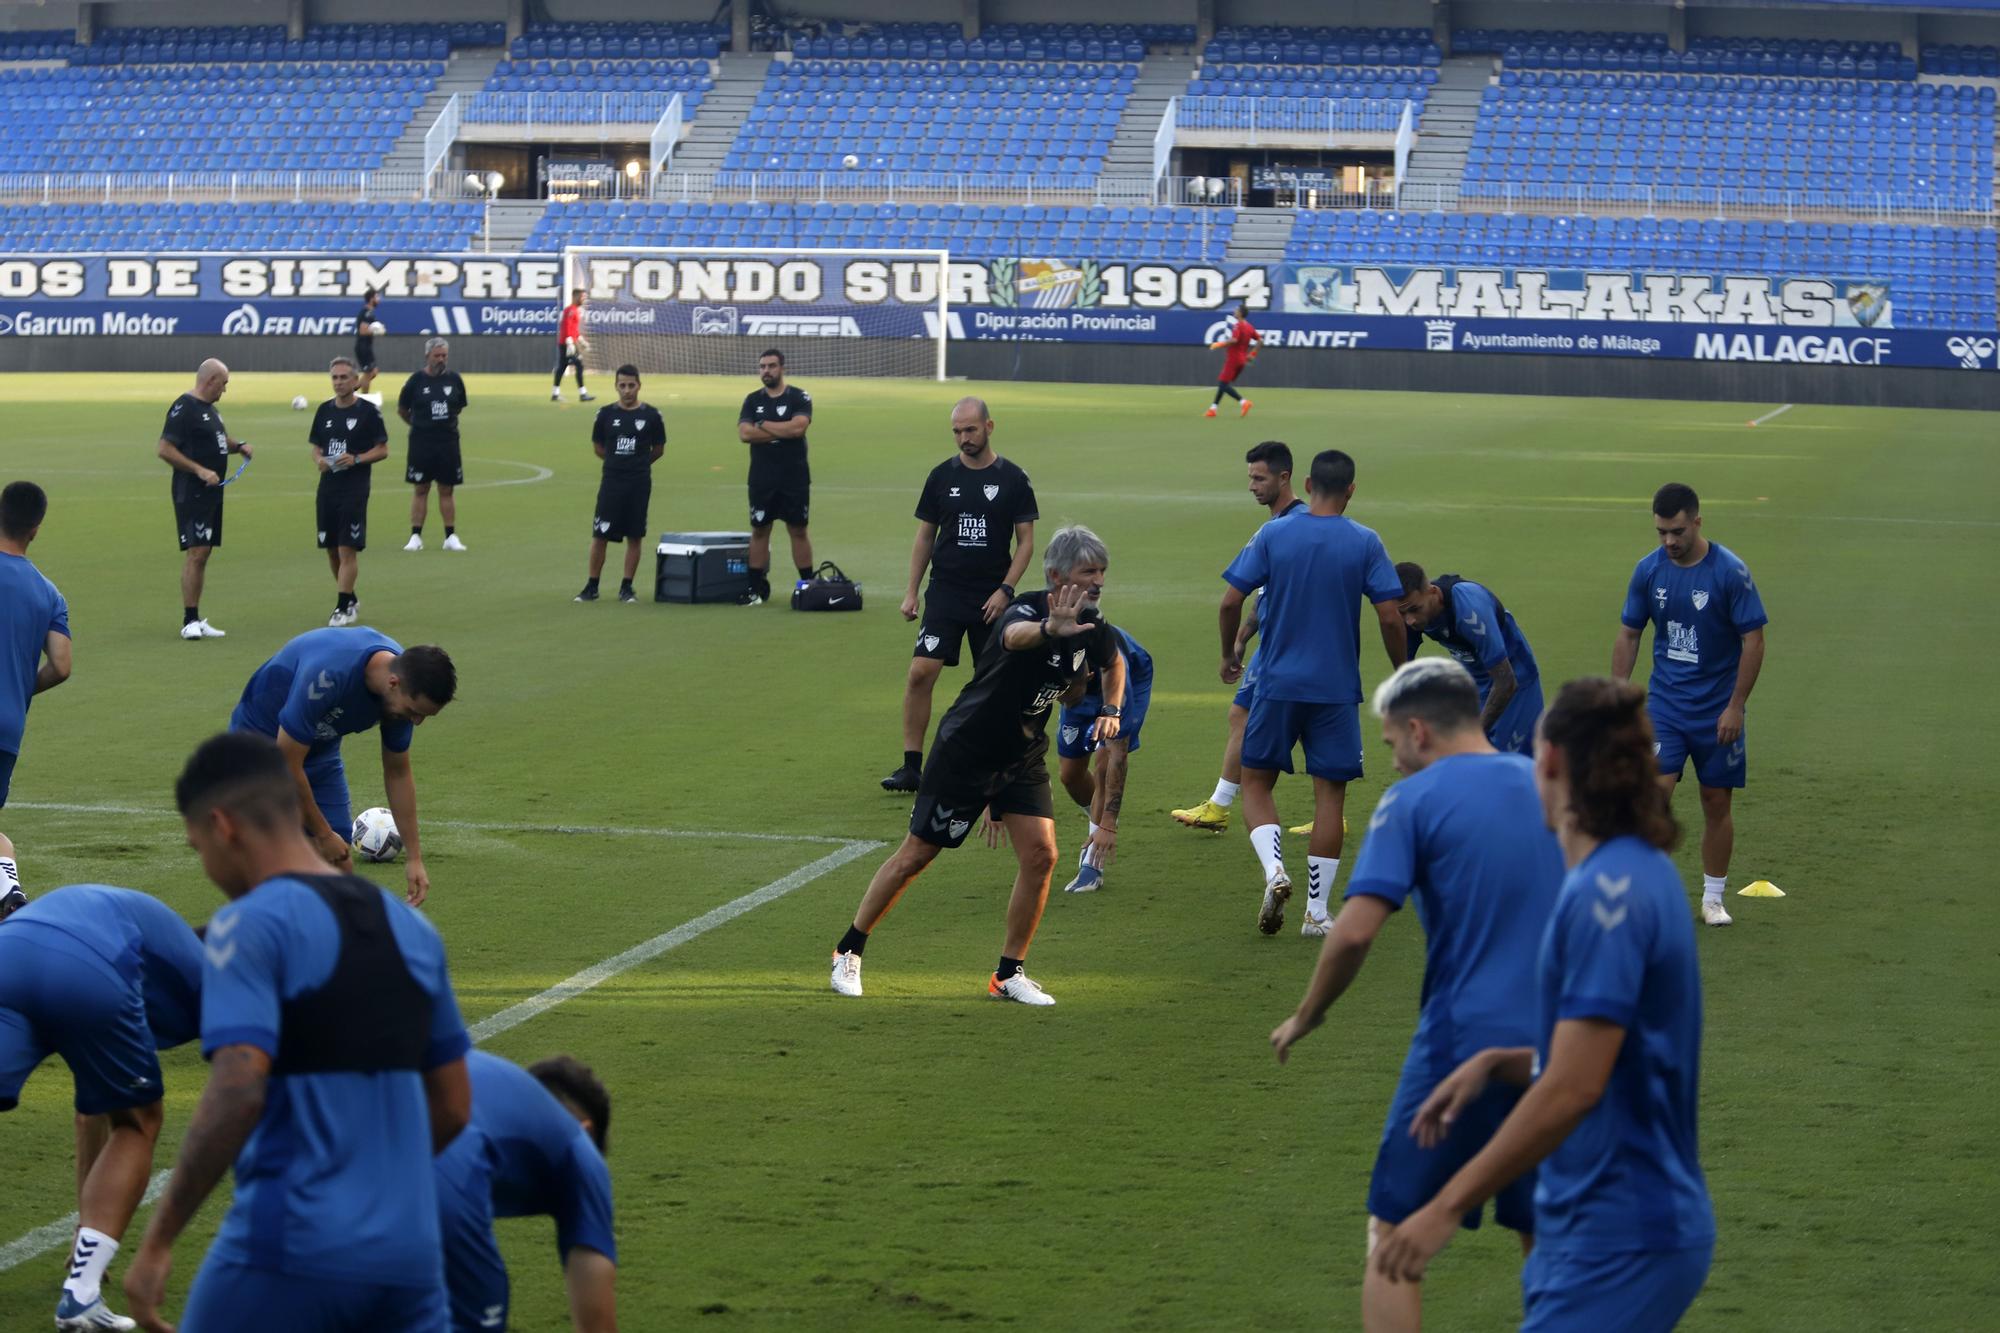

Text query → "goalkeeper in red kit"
[1206,303,1261,418]
[551,288,594,403]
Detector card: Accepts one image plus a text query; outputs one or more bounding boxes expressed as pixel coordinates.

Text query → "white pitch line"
[0,829,881,1274]
[456,459,555,491]
[1747,403,1794,427]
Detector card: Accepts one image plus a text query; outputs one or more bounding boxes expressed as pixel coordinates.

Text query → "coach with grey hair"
[157,358,251,640]
[397,336,471,552]
[831,525,1123,1007]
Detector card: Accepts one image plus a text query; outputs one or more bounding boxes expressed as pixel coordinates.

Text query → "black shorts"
[354,340,376,372]
[316,487,370,551]
[173,489,223,550]
[593,476,651,542]
[406,437,463,486]
[748,475,810,528]
[909,744,1055,848]
[913,587,998,666]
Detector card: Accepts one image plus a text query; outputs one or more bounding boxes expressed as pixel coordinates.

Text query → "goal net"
[559,246,949,381]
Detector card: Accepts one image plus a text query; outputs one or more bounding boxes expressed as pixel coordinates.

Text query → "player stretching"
[1270,659,1562,1330]
[1220,449,1404,936]
[156,358,250,639]
[1205,302,1260,418]
[1374,679,1715,1331]
[310,357,390,627]
[578,365,666,604]
[882,397,1038,792]
[1396,562,1544,754]
[1612,482,1767,927]
[400,336,471,552]
[736,349,814,606]
[1056,624,1147,894]
[552,289,592,403]
[832,528,1122,1006]
[0,481,71,912]
[124,732,473,1333]
[435,1052,619,1333]
[1,885,203,1333]
[230,627,455,905]
[1173,441,1302,831]
[354,288,382,395]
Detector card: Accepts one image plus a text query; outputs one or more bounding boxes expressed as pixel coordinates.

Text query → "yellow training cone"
[1737,881,1786,898]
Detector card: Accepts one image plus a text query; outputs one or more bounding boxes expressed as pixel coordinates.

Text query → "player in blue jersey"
[1056,624,1149,893]
[124,732,473,1333]
[1374,678,1715,1332]
[1,884,203,1332]
[1396,562,1544,755]
[434,1051,619,1333]
[0,480,73,913]
[1612,483,1768,927]
[230,627,455,905]
[1173,442,1302,833]
[1219,449,1405,936]
[1269,659,1562,1331]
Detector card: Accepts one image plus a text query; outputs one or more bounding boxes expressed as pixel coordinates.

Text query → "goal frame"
[559,245,951,382]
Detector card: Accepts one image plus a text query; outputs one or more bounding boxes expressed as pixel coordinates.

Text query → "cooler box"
[655,531,752,604]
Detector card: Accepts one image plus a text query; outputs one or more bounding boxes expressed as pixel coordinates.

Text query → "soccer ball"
[368,321,386,337]
[841,153,859,169]
[290,395,308,411]
[352,807,403,862]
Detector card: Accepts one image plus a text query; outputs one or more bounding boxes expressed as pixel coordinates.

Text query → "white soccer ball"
[352,807,403,863]
[290,394,308,411]
[368,321,387,337]
[841,153,859,169]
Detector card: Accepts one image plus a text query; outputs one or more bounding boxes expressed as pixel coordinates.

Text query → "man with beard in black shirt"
[398,337,471,552]
[156,358,251,640]
[735,348,813,605]
[881,397,1038,793]
[576,365,666,604]
[354,288,381,394]
[830,527,1125,1007]
[309,357,389,626]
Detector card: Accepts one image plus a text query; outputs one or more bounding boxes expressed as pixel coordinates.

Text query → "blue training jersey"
[1410,578,1541,702]
[200,875,470,1287]
[436,1051,618,1263]
[1223,511,1401,705]
[1620,542,1767,719]
[1,884,204,1048]
[230,627,414,756]
[0,550,68,756]
[1083,626,1152,701]
[1345,753,1564,1064]
[1533,835,1714,1255]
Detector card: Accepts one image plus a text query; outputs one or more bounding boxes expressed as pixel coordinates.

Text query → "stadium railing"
[421,94,462,200]
[649,93,685,175]
[1427,181,1996,225]
[0,168,487,206]
[1176,94,1412,143]
[461,91,686,132]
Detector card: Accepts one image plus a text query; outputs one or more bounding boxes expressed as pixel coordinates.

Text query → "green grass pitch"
[0,371,1994,1330]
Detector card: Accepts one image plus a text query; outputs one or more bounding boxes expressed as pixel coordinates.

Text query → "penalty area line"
[0,831,881,1275]
[1746,403,1794,427]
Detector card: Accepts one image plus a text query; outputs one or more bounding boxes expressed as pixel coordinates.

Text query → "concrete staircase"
[1105,52,1198,180]
[381,46,506,181]
[471,200,547,252]
[1398,55,1491,211]
[666,52,771,175]
[1225,208,1297,262]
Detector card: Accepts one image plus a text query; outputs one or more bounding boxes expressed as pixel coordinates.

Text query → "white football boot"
[987,971,1056,1006]
[829,951,863,997]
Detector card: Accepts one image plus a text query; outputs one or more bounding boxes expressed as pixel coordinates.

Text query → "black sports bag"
[791,561,863,611]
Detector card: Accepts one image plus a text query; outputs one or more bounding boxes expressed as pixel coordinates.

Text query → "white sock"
[1082,822,1100,868]
[0,856,19,891]
[1250,824,1284,881]
[1307,856,1340,920]
[1702,874,1726,905]
[64,1227,117,1306]
[1211,778,1239,808]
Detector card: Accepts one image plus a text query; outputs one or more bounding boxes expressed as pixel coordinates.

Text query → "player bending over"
[400,336,471,552]
[230,628,455,905]
[832,527,1123,1006]
[577,365,666,604]
[1270,659,1562,1331]
[1173,442,1301,832]
[1373,679,1715,1332]
[435,1052,618,1333]
[1056,624,1149,894]
[0,480,70,914]
[1396,562,1544,755]
[552,289,593,403]
[1,885,203,1332]
[1205,302,1260,418]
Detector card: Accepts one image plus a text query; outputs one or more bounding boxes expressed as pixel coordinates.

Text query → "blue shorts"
[183,1258,449,1333]
[1650,705,1745,790]
[1058,671,1151,760]
[1521,1243,1712,1332]
[1487,679,1544,757]
[1242,697,1363,782]
[305,749,353,843]
[1368,1053,1535,1233]
[0,927,164,1114]
[437,1171,510,1333]
[0,746,14,807]
[1232,659,1258,712]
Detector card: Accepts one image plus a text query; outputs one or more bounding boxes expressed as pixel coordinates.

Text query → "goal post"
[558,246,950,381]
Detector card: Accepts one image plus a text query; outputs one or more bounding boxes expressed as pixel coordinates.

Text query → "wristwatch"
[998,582,1016,598]
[1039,619,1055,642]
[1098,705,1122,718]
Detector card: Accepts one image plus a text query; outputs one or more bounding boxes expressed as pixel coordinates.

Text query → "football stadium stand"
[0,200,486,251]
